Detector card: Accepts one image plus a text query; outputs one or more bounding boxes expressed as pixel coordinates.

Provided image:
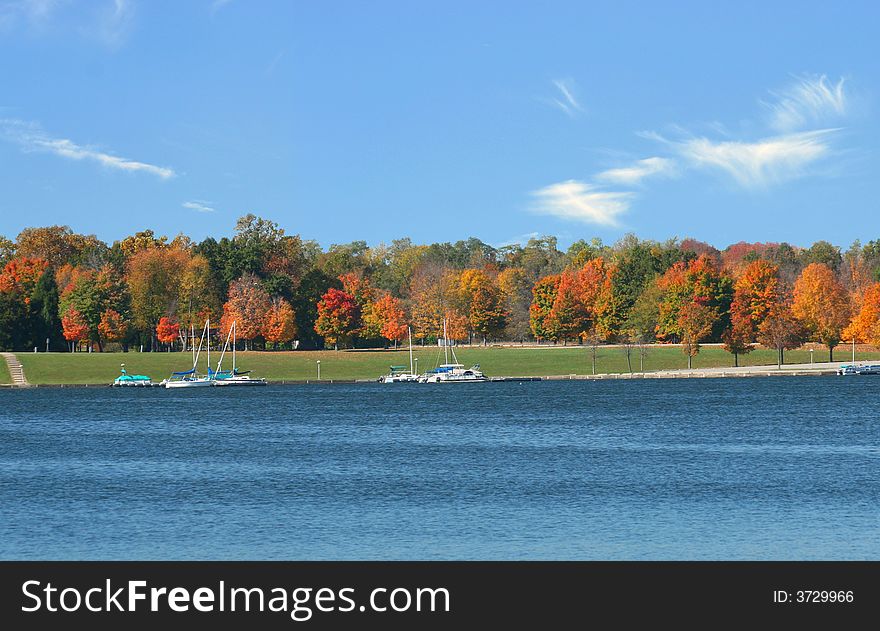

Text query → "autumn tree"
[410,263,447,343]
[758,302,806,368]
[369,293,408,347]
[262,298,298,349]
[721,318,754,367]
[15,226,99,268]
[220,274,272,349]
[178,254,221,337]
[61,308,90,352]
[58,265,128,351]
[792,263,851,361]
[0,257,49,296]
[678,300,717,369]
[544,269,588,344]
[126,247,190,350]
[657,255,732,343]
[99,309,130,349]
[497,267,532,342]
[314,287,360,350]
[843,282,880,348]
[341,272,379,339]
[444,309,469,342]
[156,317,179,351]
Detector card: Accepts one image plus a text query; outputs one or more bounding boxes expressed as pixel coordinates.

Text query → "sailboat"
[379,326,419,383]
[163,319,215,388]
[419,319,488,383]
[212,320,267,386]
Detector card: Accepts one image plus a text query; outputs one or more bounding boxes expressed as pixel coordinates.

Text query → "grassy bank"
[0,359,10,384]
[11,345,879,385]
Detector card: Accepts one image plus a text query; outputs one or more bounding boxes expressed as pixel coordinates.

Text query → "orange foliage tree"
[729,260,781,337]
[220,274,272,349]
[792,263,851,361]
[0,257,49,297]
[98,309,129,346]
[61,308,90,352]
[370,293,408,346]
[155,317,179,350]
[444,309,469,342]
[844,282,880,348]
[263,298,298,348]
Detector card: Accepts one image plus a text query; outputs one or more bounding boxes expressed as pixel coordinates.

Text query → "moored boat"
[378,327,419,383]
[112,364,153,387]
[418,319,489,383]
[163,319,215,388]
[212,320,268,386]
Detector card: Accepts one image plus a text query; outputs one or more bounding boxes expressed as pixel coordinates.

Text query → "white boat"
[163,320,215,388]
[418,319,488,383]
[420,363,488,383]
[212,320,267,386]
[379,327,419,383]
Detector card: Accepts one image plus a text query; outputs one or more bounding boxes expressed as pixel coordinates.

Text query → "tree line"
[0,217,878,365]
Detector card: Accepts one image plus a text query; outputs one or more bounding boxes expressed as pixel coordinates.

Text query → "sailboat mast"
[408,326,414,374]
[232,320,236,374]
[443,318,449,365]
[206,318,210,375]
[191,323,195,366]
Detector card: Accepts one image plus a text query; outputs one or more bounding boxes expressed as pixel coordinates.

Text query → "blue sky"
[0,1,876,250]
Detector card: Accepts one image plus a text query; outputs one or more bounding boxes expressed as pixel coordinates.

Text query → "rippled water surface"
[1,378,878,559]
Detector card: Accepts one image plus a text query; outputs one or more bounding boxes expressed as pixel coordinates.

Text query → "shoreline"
[0,365,844,388]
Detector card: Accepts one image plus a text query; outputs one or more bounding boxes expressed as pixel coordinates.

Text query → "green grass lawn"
[12,344,880,385]
[0,358,10,384]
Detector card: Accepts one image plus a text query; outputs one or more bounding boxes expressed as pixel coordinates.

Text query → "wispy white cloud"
[595,157,677,185]
[764,74,847,132]
[673,130,835,188]
[545,78,584,118]
[0,118,175,179]
[0,0,134,46]
[182,200,215,213]
[530,180,631,227]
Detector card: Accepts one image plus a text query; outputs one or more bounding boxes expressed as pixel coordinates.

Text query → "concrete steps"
[1,352,29,387]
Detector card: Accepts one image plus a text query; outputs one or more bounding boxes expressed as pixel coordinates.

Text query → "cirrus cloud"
[674,130,836,188]
[530,180,631,227]
[595,156,677,185]
[0,117,175,179]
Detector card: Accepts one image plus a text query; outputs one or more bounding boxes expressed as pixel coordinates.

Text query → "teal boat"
[112,364,153,387]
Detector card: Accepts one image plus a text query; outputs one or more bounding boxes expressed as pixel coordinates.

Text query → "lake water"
[1,378,878,560]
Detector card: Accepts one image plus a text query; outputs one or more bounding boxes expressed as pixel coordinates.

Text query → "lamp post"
[316,360,321,381]
[810,348,814,365]
[414,357,419,375]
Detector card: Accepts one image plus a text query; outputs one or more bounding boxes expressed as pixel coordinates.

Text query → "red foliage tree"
[314,287,360,349]
[156,316,179,350]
